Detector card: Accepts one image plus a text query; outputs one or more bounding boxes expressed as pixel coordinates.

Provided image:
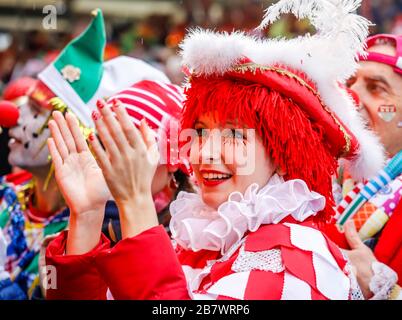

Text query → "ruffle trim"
[170,174,325,254]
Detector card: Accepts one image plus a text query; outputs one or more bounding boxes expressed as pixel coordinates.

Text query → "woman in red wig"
[44,0,400,300]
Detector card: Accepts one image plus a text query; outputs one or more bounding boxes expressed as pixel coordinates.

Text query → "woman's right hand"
[48,111,111,254]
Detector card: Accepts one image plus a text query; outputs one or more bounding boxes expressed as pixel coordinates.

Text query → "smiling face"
[8,98,51,169]
[189,112,275,209]
[347,43,402,157]
[182,76,338,221]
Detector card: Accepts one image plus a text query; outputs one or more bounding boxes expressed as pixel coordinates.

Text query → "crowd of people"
[0,0,401,300]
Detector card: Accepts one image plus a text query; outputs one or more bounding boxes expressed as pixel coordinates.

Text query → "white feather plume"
[258,0,372,81]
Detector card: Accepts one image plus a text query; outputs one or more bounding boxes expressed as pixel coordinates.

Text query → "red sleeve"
[45,231,111,300]
[94,225,190,300]
[374,201,402,285]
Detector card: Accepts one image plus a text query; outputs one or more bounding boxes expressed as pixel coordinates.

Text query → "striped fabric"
[335,169,402,241]
[360,170,392,200]
[108,80,184,130]
[177,223,353,300]
[334,184,363,220]
[337,152,402,225]
[108,80,188,170]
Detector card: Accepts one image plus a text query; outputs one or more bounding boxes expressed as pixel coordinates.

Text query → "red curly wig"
[181,76,338,223]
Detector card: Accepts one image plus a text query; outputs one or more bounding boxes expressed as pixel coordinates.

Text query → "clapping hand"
[88,99,159,239]
[48,111,111,254]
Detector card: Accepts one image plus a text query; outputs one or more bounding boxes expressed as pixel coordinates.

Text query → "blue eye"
[221,129,246,146]
[225,129,244,139]
[232,129,244,139]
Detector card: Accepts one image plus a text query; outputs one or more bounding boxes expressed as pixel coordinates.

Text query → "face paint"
[398,121,402,128]
[8,99,51,169]
[377,105,397,122]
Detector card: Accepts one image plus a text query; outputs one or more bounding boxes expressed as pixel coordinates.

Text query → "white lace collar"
[169,174,326,254]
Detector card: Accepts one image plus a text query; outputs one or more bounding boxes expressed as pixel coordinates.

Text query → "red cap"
[359,34,402,75]
[2,77,37,103]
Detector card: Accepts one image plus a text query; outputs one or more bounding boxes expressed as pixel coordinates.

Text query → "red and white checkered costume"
[45,216,358,300]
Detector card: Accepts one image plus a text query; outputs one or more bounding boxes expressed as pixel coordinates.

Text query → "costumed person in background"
[324,33,402,298]
[45,0,400,300]
[0,77,36,176]
[0,76,59,300]
[0,9,171,300]
[0,77,38,300]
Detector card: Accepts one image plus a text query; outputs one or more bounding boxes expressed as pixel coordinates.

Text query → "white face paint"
[8,99,51,169]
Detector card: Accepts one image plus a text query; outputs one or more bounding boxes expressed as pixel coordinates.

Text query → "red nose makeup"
[0,101,20,128]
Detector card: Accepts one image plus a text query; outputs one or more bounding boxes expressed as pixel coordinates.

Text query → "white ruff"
[169,175,325,254]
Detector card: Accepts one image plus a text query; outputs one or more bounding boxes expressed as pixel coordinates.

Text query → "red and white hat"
[108,80,190,174]
[180,0,386,221]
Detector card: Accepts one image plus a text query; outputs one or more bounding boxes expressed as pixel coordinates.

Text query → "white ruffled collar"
[169,174,326,254]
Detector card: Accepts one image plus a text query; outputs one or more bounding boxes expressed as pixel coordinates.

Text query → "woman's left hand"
[89,99,160,239]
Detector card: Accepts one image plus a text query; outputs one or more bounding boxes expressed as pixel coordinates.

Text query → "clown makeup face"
[190,112,275,209]
[347,43,402,157]
[8,98,51,169]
